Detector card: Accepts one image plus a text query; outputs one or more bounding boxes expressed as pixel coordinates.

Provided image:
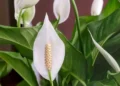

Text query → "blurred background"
[0,0,108,86]
[0,0,108,39]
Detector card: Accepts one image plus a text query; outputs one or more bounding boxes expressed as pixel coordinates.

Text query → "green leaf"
[79,9,120,79]
[88,79,117,86]
[100,0,120,20]
[87,8,120,65]
[102,33,120,69]
[71,16,98,48]
[70,0,120,81]
[0,60,12,78]
[108,71,120,85]
[0,25,41,59]
[58,31,87,86]
[71,0,120,48]
[104,33,120,56]
[40,79,50,86]
[0,51,38,86]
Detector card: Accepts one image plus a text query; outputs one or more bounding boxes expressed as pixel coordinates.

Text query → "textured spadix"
[89,30,120,73]
[53,0,70,24]
[33,14,65,81]
[91,0,103,16]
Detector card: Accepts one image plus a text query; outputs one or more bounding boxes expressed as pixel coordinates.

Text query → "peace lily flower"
[14,0,39,26]
[89,30,120,73]
[91,0,103,16]
[53,0,70,24]
[33,14,65,81]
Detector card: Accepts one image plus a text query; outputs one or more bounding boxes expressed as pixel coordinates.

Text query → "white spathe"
[33,14,65,81]
[53,0,70,24]
[91,0,103,16]
[14,0,39,26]
[14,0,39,12]
[15,6,35,26]
[22,6,35,27]
[89,30,120,73]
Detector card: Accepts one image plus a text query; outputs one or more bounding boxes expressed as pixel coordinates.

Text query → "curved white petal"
[15,6,35,26]
[14,0,39,10]
[33,14,65,81]
[89,30,120,73]
[91,0,103,16]
[31,63,41,86]
[22,6,35,27]
[53,0,70,24]
[14,0,39,24]
[14,9,24,24]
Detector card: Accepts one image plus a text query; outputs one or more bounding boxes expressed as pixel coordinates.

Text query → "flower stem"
[17,10,22,27]
[48,70,54,86]
[54,16,60,30]
[71,0,84,54]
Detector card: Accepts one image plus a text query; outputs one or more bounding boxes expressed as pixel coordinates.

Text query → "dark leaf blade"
[88,79,117,86]
[58,31,87,85]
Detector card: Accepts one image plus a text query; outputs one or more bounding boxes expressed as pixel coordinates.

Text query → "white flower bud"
[14,0,39,26]
[91,0,103,16]
[53,0,70,24]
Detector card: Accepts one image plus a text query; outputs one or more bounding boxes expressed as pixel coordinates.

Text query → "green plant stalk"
[71,0,84,54]
[54,16,60,29]
[48,70,54,86]
[17,10,23,27]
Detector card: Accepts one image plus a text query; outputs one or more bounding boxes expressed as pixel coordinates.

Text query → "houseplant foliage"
[1,0,120,86]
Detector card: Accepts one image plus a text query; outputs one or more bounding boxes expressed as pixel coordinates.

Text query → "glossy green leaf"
[70,0,120,81]
[104,33,120,56]
[0,25,41,58]
[87,8,120,65]
[58,31,87,86]
[71,0,120,47]
[0,51,38,86]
